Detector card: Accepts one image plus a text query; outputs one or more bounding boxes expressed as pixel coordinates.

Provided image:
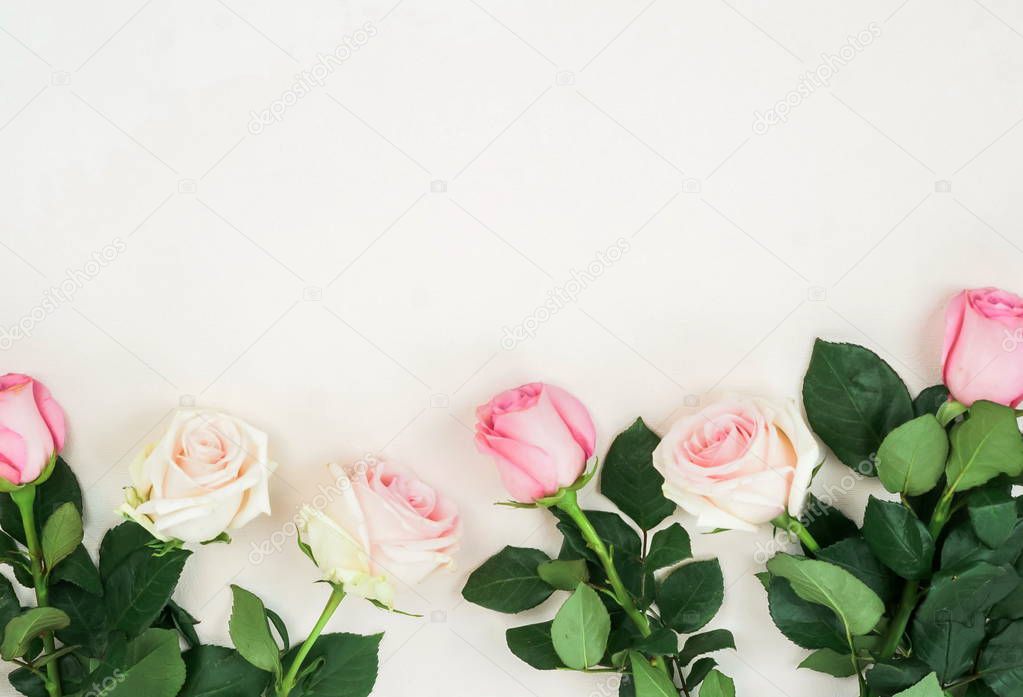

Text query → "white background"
[2,1,1023,695]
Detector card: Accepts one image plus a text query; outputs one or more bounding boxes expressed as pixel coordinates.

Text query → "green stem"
[11,486,61,697]
[771,512,820,554]
[278,585,345,697]
[556,491,667,673]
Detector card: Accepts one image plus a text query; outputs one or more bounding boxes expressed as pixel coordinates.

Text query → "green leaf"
[631,628,679,656]
[678,629,734,665]
[697,669,735,697]
[767,577,847,651]
[628,651,676,697]
[179,645,273,697]
[656,559,724,633]
[766,553,884,636]
[968,484,1017,548]
[537,559,589,591]
[0,575,21,637]
[1,607,70,660]
[462,546,553,613]
[646,523,692,570]
[802,339,914,475]
[101,522,191,637]
[876,415,949,496]
[101,628,187,697]
[946,401,1023,493]
[800,494,859,548]
[283,632,380,697]
[600,418,675,530]
[551,583,611,669]
[228,585,281,676]
[914,385,950,417]
[49,545,101,595]
[798,648,857,677]
[894,673,944,697]
[0,458,82,545]
[816,537,896,603]
[506,621,563,670]
[154,599,202,649]
[861,497,935,580]
[41,502,82,572]
[50,581,107,657]
[688,657,717,687]
[911,563,1020,682]
[941,519,1023,570]
[978,619,1023,697]
[866,657,933,695]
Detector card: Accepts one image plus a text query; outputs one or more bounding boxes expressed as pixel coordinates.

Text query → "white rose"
[118,409,275,543]
[296,461,460,606]
[653,396,820,532]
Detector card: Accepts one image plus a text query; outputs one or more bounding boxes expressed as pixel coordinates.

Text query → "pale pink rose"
[298,460,460,605]
[119,409,275,543]
[474,382,596,502]
[0,374,66,485]
[942,287,1023,407]
[653,397,819,532]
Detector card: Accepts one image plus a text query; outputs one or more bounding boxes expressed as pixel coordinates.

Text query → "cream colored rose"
[297,461,460,606]
[653,396,820,532]
[118,409,275,543]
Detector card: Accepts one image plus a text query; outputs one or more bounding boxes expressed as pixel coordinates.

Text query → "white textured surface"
[3,1,1023,695]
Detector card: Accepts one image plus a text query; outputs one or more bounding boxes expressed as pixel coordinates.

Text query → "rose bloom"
[0,374,66,485]
[653,396,820,532]
[297,461,460,606]
[943,287,1023,407]
[474,382,596,502]
[119,409,275,543]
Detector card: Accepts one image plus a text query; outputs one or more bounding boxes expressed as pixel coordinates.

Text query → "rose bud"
[474,382,596,503]
[297,461,460,606]
[118,409,275,543]
[653,396,819,532]
[942,287,1023,407]
[0,374,66,485]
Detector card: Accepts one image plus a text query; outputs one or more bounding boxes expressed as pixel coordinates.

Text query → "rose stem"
[555,490,668,674]
[11,486,62,697]
[278,584,346,697]
[770,512,820,554]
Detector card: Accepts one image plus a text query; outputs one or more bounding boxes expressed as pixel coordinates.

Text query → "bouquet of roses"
[462,383,737,697]
[742,286,1023,697]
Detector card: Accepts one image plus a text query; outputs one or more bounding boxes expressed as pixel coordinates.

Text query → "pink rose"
[942,287,1023,407]
[298,460,460,605]
[0,374,66,485]
[474,382,597,502]
[652,396,819,532]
